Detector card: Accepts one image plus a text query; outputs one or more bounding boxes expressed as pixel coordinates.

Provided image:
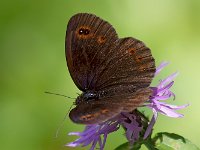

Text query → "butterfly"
[65,13,156,125]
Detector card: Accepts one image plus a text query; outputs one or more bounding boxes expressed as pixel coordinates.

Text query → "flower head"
[144,62,189,139]
[121,112,143,144]
[66,118,120,150]
[67,112,144,150]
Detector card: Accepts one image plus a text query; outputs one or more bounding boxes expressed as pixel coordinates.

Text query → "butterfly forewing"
[66,13,118,91]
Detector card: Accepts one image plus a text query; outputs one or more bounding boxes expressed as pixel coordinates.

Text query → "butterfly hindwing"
[69,87,152,124]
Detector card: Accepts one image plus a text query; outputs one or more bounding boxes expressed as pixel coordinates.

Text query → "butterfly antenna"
[45,91,75,99]
[54,103,74,138]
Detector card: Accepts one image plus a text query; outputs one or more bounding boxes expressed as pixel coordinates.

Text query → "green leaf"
[114,142,142,150]
[153,132,200,150]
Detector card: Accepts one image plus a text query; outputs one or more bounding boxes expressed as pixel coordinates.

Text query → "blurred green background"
[1,0,200,149]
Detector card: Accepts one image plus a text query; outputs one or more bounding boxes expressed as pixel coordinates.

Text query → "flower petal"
[160,72,178,86]
[90,137,98,150]
[155,61,169,75]
[101,134,107,150]
[157,81,174,94]
[66,142,79,147]
[68,132,81,136]
[144,108,158,139]
[157,105,184,118]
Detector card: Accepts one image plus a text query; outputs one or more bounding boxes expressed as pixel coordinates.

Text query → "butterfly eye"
[84,93,96,101]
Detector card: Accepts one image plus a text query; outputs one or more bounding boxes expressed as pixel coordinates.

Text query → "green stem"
[143,138,158,150]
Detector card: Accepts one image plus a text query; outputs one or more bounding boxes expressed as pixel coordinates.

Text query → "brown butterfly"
[65,13,156,125]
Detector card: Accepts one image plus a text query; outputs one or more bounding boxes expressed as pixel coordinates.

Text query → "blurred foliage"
[153,132,200,150]
[0,0,200,150]
[116,132,200,150]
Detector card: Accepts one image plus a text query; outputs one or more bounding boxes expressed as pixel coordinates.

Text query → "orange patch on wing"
[101,109,109,114]
[127,48,136,55]
[127,48,143,64]
[80,112,100,121]
[81,114,94,121]
[97,36,106,44]
[139,64,147,71]
[135,56,143,63]
[127,48,143,63]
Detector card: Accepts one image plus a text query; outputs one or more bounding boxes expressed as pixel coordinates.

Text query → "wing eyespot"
[79,28,90,35]
[76,26,93,39]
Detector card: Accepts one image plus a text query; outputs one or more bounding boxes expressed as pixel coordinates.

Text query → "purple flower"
[66,117,120,150]
[66,112,143,150]
[144,62,189,139]
[120,112,143,144]
[66,62,188,149]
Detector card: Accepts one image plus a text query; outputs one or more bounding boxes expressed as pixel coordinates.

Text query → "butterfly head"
[75,91,98,105]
